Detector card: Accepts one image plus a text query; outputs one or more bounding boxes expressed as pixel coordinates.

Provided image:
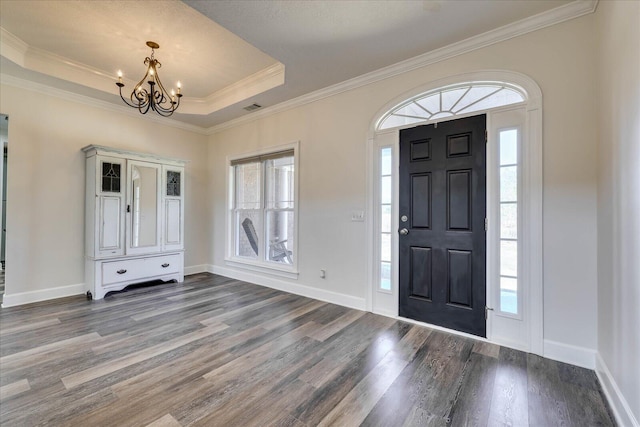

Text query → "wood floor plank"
[487,346,529,427]
[0,273,615,427]
[145,413,182,427]
[317,351,408,426]
[0,332,102,370]
[447,352,498,426]
[0,378,30,400]
[0,317,61,336]
[62,324,228,389]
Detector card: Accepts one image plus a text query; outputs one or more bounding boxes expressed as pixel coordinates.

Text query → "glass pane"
[381,204,391,233]
[500,240,517,277]
[266,156,295,209]
[166,170,181,197]
[415,93,440,114]
[500,166,517,202]
[131,165,158,248]
[500,277,518,314]
[266,210,294,264]
[380,262,391,291]
[235,162,261,209]
[236,210,262,259]
[430,111,454,120]
[394,102,428,118]
[500,203,517,239]
[500,129,518,165]
[101,162,121,193]
[381,176,391,204]
[379,114,425,129]
[381,233,391,262]
[457,88,522,114]
[453,85,501,113]
[381,147,392,176]
[441,87,468,111]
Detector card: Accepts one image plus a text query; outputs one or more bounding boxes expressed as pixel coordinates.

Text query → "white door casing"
[366,70,543,355]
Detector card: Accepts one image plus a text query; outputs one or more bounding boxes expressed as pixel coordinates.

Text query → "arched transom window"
[377,83,525,130]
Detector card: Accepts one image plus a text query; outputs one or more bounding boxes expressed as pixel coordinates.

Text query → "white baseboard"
[1,283,85,308]
[211,264,366,311]
[543,339,596,369]
[1,264,210,308]
[596,353,639,427]
[184,264,211,275]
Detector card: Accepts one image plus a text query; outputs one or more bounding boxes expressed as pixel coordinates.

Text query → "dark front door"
[399,114,486,337]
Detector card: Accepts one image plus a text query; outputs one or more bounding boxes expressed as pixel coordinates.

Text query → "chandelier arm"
[152,72,178,113]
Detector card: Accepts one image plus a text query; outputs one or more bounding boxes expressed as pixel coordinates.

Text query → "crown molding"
[0,27,284,116]
[0,27,28,66]
[0,74,208,135]
[180,62,285,115]
[207,0,598,134]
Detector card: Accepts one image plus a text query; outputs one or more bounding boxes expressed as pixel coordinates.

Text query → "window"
[230,148,296,270]
[379,147,393,291]
[378,83,525,131]
[498,128,519,314]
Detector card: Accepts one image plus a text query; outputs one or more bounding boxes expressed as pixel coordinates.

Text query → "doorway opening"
[366,71,543,354]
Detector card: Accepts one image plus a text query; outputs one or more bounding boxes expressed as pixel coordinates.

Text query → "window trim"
[225,142,300,277]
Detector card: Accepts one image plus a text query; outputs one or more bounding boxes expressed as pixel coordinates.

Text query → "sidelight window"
[498,128,519,314]
[379,147,393,291]
[229,148,297,271]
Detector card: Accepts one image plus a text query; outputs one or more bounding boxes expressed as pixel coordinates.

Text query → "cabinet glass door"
[162,166,184,251]
[127,161,161,254]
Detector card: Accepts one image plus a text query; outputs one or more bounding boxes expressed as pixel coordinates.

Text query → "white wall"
[0,84,210,301]
[596,1,640,424]
[209,14,599,352]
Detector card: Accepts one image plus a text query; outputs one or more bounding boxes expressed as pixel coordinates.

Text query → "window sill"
[224,257,299,280]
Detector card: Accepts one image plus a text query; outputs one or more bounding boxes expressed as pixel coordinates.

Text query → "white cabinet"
[83,145,186,300]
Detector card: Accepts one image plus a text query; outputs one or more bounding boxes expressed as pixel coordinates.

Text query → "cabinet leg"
[86,291,93,300]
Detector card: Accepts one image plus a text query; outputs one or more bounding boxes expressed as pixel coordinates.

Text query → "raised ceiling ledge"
[0,27,285,116]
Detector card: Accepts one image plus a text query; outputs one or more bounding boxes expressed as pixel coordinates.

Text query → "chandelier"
[116,41,182,117]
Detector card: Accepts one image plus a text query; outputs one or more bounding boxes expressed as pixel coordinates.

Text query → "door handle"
[399,228,409,235]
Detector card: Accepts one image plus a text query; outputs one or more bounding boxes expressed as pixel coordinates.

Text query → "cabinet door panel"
[162,165,184,251]
[96,156,125,257]
[100,196,122,253]
[165,199,181,245]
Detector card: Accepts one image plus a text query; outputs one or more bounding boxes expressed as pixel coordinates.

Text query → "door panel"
[399,114,486,337]
[410,246,432,300]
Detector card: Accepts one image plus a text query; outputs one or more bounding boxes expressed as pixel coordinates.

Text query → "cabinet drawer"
[102,254,180,285]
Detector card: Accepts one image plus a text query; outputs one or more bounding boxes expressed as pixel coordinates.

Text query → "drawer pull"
[117,269,127,275]
[161,263,170,268]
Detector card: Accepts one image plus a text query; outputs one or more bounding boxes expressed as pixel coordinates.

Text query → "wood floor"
[0,273,614,426]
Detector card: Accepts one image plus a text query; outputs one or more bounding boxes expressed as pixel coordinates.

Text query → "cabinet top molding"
[81,145,188,165]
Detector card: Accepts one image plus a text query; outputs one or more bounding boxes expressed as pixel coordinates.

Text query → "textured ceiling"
[1,0,577,129]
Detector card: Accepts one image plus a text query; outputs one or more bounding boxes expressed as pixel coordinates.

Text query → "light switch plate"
[351,210,365,221]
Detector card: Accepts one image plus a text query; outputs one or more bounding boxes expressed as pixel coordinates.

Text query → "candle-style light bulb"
[117,70,123,84]
[177,81,181,94]
[171,89,176,102]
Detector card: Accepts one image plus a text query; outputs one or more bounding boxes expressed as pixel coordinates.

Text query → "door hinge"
[485,217,487,231]
[485,306,494,319]
[485,130,488,143]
